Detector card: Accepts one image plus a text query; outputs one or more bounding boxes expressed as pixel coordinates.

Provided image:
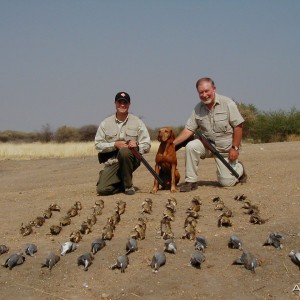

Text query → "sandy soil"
[0,141,300,300]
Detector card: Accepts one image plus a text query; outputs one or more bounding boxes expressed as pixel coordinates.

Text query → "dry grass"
[0,141,162,160]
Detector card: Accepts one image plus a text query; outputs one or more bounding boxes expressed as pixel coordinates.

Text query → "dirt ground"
[0,141,300,300]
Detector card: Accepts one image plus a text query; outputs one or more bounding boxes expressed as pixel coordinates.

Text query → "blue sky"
[1,0,300,132]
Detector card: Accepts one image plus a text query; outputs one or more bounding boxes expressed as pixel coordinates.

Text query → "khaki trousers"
[185,139,244,187]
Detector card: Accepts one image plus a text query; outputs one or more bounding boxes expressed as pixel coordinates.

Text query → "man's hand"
[228,148,239,161]
[114,140,138,149]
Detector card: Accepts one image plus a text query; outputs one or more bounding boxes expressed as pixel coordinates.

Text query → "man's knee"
[218,176,238,187]
[118,147,131,159]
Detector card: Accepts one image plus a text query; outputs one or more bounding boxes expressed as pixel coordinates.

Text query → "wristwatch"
[232,145,239,151]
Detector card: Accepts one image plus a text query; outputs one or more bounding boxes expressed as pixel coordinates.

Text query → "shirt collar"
[115,114,129,124]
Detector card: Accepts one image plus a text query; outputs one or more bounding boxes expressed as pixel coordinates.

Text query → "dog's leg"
[170,163,177,192]
[150,164,160,193]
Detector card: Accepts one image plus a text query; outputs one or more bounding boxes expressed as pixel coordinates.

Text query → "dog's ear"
[157,130,162,142]
[169,130,175,143]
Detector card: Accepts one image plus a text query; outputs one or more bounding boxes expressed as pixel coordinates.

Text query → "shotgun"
[129,147,165,186]
[175,133,240,179]
[198,134,240,179]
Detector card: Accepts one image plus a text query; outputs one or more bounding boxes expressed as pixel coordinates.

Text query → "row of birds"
[3,230,299,273]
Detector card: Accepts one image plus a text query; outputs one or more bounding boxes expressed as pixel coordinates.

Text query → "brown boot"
[180,182,198,192]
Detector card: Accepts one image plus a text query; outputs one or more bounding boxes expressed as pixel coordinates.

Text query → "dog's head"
[157,127,175,143]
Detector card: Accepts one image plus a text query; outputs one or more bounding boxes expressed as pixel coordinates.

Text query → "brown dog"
[151,127,180,193]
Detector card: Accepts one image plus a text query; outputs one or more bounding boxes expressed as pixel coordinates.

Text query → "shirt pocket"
[213,111,228,133]
[104,129,118,142]
[125,128,138,140]
[196,115,211,132]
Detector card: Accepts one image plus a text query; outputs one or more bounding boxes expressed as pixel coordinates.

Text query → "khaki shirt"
[185,93,244,153]
[95,113,151,154]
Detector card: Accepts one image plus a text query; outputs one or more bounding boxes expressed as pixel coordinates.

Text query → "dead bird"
[182,223,196,240]
[91,238,106,254]
[49,225,62,235]
[80,221,92,235]
[186,208,199,219]
[93,205,103,216]
[20,223,33,236]
[160,217,174,239]
[67,206,78,217]
[3,253,25,270]
[190,250,205,269]
[211,195,222,203]
[77,252,94,271]
[263,232,284,249]
[190,196,202,212]
[126,238,138,255]
[242,201,260,215]
[0,245,9,255]
[24,243,37,256]
[74,201,83,211]
[94,199,104,209]
[232,250,260,273]
[48,203,61,211]
[288,250,300,269]
[111,255,129,273]
[164,239,177,254]
[163,207,175,221]
[195,236,207,252]
[184,216,198,228]
[87,214,97,226]
[165,202,176,214]
[228,235,243,250]
[136,217,147,231]
[59,216,71,226]
[41,252,60,270]
[69,231,82,243]
[102,224,114,240]
[142,200,153,214]
[32,216,45,228]
[151,251,166,273]
[110,211,121,226]
[214,201,225,211]
[234,193,247,201]
[60,241,77,256]
[249,213,267,225]
[134,224,146,240]
[167,196,177,207]
[218,215,233,227]
[116,199,126,215]
[221,206,233,217]
[43,208,52,219]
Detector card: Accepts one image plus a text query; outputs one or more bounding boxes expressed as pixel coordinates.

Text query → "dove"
[263,232,283,249]
[228,235,243,250]
[288,250,300,269]
[91,238,106,254]
[60,241,77,256]
[190,250,205,269]
[126,238,138,255]
[67,206,78,217]
[77,252,94,271]
[151,251,166,273]
[24,243,37,256]
[232,250,259,272]
[49,225,62,235]
[0,245,9,255]
[116,199,126,215]
[195,236,207,252]
[69,231,82,243]
[59,216,71,226]
[41,252,60,270]
[164,239,177,254]
[48,203,61,211]
[3,253,25,270]
[74,201,83,210]
[43,208,52,219]
[20,223,33,236]
[94,199,104,209]
[111,255,129,273]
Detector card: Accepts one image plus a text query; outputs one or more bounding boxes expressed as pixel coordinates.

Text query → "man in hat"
[95,92,151,195]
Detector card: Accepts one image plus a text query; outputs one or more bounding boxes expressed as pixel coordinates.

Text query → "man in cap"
[95,92,151,195]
